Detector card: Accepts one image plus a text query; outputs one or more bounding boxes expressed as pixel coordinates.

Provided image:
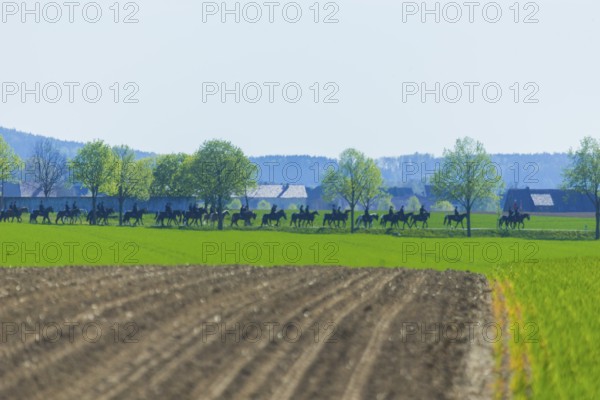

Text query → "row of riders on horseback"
[2,198,531,230]
[370,205,432,229]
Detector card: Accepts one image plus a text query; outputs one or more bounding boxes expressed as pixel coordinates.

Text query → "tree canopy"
[563,136,600,240]
[432,137,503,237]
[323,148,383,232]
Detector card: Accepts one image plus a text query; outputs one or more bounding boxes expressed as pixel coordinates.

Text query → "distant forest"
[2,126,569,189]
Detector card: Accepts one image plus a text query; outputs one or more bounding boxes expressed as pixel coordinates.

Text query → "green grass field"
[1,213,598,398]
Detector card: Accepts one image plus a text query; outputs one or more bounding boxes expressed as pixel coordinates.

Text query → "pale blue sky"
[0,0,598,157]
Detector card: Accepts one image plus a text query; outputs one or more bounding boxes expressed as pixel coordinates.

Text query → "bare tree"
[30,139,67,198]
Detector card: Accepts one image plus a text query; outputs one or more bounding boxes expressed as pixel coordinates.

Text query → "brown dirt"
[0,266,494,400]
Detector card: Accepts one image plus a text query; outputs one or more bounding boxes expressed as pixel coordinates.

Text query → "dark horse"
[30,207,54,224]
[322,210,350,228]
[262,210,287,227]
[513,213,530,229]
[89,208,115,225]
[183,208,207,226]
[231,211,257,227]
[499,213,531,230]
[155,210,181,227]
[123,209,147,226]
[356,213,379,229]
[444,213,467,229]
[291,211,319,227]
[380,212,413,229]
[410,212,431,228]
[1,208,27,223]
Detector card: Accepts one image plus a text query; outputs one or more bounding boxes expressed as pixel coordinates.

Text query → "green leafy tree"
[431,200,454,212]
[187,140,256,230]
[227,198,243,210]
[432,137,503,237]
[0,136,21,210]
[563,136,600,240]
[150,153,193,197]
[406,196,421,212]
[71,140,116,225]
[376,193,394,211]
[323,149,383,232]
[358,161,384,212]
[109,145,154,225]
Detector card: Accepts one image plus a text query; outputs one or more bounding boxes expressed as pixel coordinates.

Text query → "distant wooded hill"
[0,127,156,160]
[1,127,570,189]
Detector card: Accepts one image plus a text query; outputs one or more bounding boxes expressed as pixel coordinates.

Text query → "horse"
[30,207,54,224]
[444,213,467,229]
[1,208,24,223]
[498,215,510,229]
[322,210,350,228]
[262,210,287,227]
[380,213,396,228]
[380,212,413,229]
[92,208,115,225]
[513,213,530,230]
[205,210,230,227]
[410,212,431,228]
[56,209,76,224]
[291,211,319,227]
[183,208,206,226]
[356,213,379,229]
[123,209,147,226]
[155,210,180,227]
[231,211,257,227]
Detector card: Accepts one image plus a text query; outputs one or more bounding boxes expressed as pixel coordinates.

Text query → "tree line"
[1,135,599,239]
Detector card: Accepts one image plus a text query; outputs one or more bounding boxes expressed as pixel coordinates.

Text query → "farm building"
[503,188,595,213]
[243,184,308,209]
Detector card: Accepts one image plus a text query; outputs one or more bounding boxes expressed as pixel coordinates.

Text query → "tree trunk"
[466,207,472,238]
[119,198,124,226]
[350,206,355,233]
[217,197,224,231]
[91,196,97,225]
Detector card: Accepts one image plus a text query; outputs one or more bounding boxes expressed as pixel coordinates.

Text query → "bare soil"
[0,266,494,400]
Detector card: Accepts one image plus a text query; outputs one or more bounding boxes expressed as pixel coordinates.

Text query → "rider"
[454,206,459,217]
[240,204,246,215]
[165,202,172,214]
[419,205,426,216]
[72,201,77,211]
[39,201,44,213]
[388,205,394,216]
[300,205,305,214]
[65,202,70,212]
[271,204,277,215]
[399,205,405,217]
[133,203,138,213]
[337,206,342,214]
[305,205,310,214]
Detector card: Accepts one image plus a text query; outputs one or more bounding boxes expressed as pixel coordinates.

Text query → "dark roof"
[504,188,595,213]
